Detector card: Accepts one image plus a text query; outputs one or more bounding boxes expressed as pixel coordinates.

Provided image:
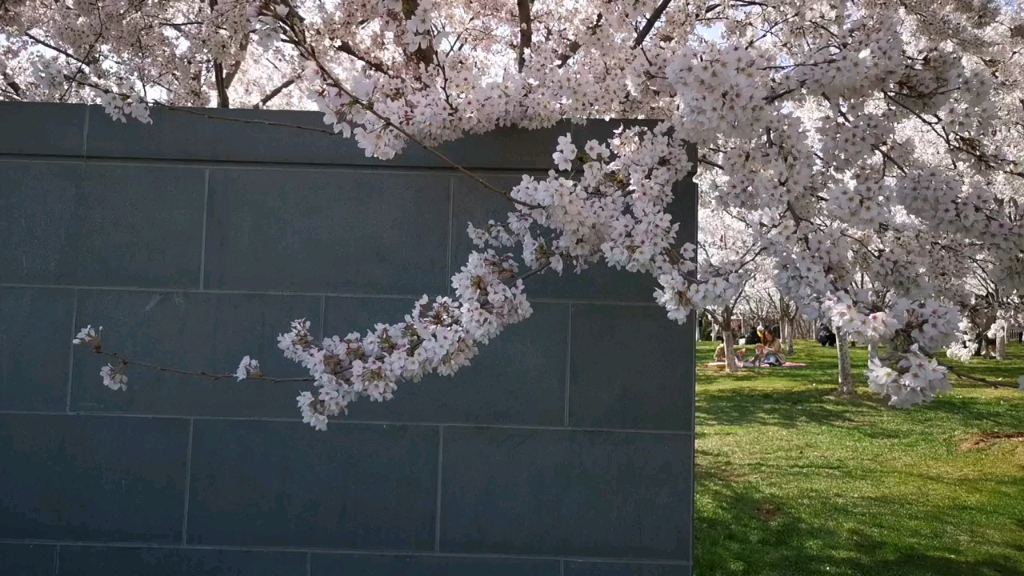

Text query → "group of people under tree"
[712,312,1021,376]
[715,325,787,367]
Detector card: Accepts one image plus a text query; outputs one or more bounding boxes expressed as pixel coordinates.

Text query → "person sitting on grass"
[755,330,786,366]
[817,323,837,347]
[974,333,997,358]
[740,326,761,346]
[714,340,749,365]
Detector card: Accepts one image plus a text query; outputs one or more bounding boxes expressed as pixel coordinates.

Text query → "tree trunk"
[722,307,739,372]
[868,341,879,362]
[723,330,740,372]
[836,327,855,395]
[784,317,795,356]
[996,324,1007,360]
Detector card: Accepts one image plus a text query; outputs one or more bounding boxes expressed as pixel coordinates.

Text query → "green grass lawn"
[694,340,1024,576]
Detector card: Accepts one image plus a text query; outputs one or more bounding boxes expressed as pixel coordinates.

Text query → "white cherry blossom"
[28,0,1024,422]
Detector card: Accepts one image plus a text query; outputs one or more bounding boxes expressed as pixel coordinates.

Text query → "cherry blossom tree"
[694,198,765,372]
[946,285,1017,362]
[5,0,1024,425]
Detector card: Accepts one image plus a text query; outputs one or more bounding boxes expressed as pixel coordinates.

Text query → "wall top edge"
[0,102,697,174]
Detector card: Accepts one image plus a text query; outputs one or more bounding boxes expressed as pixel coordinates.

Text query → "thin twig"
[93,349,313,384]
[161,105,346,134]
[253,77,296,108]
[336,41,394,77]
[940,359,1020,389]
[150,105,540,211]
[277,18,542,209]
[24,32,92,66]
[86,261,554,387]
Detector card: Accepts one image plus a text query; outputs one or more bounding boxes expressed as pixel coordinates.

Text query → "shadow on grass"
[697,382,1024,431]
[696,386,883,428]
[697,365,844,388]
[928,397,1024,428]
[695,461,1024,576]
[694,341,1024,574]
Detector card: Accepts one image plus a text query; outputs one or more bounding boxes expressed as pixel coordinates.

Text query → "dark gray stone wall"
[0,103,697,576]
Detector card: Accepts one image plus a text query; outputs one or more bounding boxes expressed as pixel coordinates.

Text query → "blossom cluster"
[72,325,129,391]
[824,293,901,345]
[270,128,701,427]
[945,318,978,364]
[985,318,1008,341]
[824,293,972,407]
[866,347,952,409]
[97,89,153,124]
[271,251,530,429]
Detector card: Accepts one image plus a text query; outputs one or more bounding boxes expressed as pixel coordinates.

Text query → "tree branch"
[336,41,394,77]
[209,0,230,107]
[83,260,554,390]
[213,61,230,107]
[253,77,296,108]
[516,0,533,72]
[162,105,346,133]
[919,350,1021,390]
[633,0,672,49]
[267,10,543,210]
[222,33,250,91]
[23,32,93,66]
[92,348,313,384]
[161,83,541,209]
[699,155,725,170]
[942,361,1020,389]
[3,77,22,99]
[556,13,602,68]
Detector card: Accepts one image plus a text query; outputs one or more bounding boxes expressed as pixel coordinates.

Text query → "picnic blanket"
[704,362,807,369]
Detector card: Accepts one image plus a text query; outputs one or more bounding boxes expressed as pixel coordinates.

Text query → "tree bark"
[836,326,855,395]
[784,317,795,356]
[208,0,235,108]
[253,77,296,108]
[723,330,739,372]
[633,0,673,48]
[868,341,879,362]
[722,307,739,372]
[516,0,532,72]
[996,323,1007,360]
